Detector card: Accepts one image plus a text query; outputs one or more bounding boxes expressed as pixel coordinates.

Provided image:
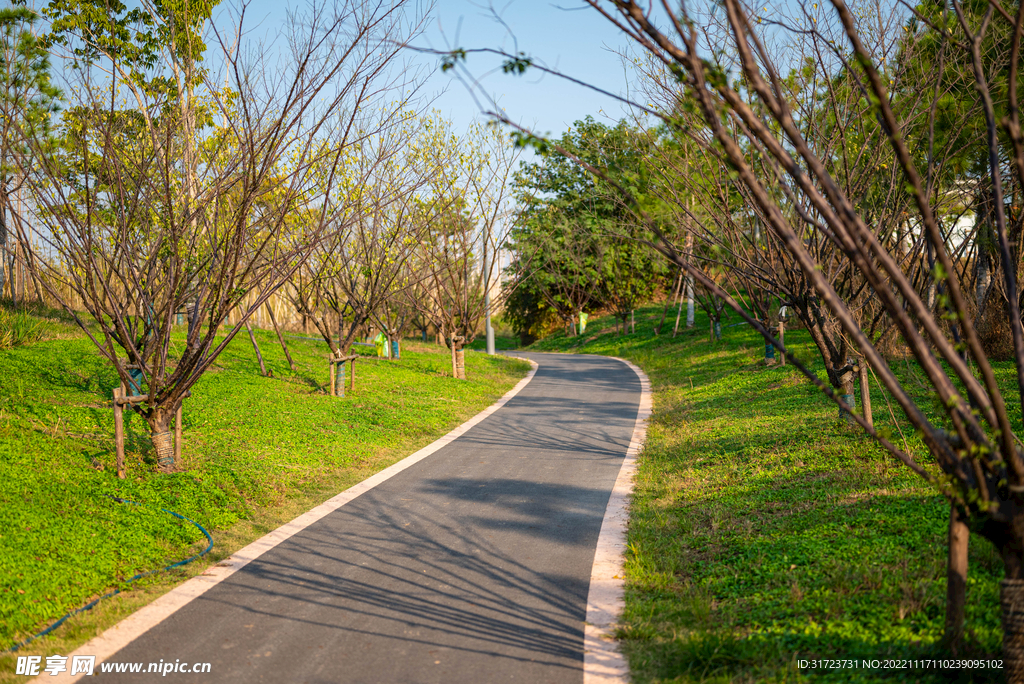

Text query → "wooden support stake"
[349,358,355,392]
[329,358,336,396]
[266,303,295,371]
[778,321,786,366]
[246,321,268,376]
[451,336,457,378]
[174,404,183,462]
[858,361,873,428]
[113,387,125,479]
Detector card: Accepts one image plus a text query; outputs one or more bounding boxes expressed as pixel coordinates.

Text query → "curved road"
[91,353,642,683]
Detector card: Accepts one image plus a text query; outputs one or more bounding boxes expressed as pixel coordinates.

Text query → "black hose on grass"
[5,496,213,653]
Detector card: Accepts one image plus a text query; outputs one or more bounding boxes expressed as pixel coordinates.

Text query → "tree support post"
[778,320,786,366]
[858,361,873,428]
[113,387,125,479]
[246,321,268,376]
[175,404,183,463]
[451,335,458,378]
[266,303,295,371]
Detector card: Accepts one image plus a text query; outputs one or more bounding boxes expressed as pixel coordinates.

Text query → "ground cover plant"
[531,304,1013,683]
[0,304,529,677]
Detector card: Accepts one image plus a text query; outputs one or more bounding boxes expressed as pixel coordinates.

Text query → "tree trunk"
[0,197,7,298]
[26,239,44,304]
[686,277,695,328]
[974,192,996,317]
[838,369,856,423]
[977,248,993,316]
[1002,572,1024,682]
[450,333,466,378]
[337,311,344,355]
[4,196,14,301]
[186,300,200,358]
[150,411,175,472]
[683,230,695,329]
[15,236,24,303]
[944,504,969,654]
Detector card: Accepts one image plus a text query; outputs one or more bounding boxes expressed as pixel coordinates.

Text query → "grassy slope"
[530,304,1009,683]
[0,310,528,676]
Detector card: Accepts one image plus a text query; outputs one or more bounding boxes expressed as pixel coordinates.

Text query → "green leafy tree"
[511,117,665,333]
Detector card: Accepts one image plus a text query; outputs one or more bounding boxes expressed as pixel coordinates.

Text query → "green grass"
[0,300,79,349]
[466,334,519,351]
[0,309,528,675]
[531,304,1009,683]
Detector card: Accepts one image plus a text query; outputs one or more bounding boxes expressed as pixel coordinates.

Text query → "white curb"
[39,360,539,683]
[584,357,652,684]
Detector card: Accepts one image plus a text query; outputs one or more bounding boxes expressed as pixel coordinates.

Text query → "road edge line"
[584,356,651,684]
[43,359,539,683]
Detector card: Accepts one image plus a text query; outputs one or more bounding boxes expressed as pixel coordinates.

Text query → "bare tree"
[10,0,425,471]
[555,0,1024,675]
[412,117,522,376]
[288,114,430,362]
[0,5,58,302]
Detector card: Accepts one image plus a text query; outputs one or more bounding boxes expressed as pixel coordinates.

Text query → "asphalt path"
[93,352,642,683]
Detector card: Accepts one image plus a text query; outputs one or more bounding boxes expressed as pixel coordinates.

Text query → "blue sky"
[238,0,639,139]
[413,0,637,137]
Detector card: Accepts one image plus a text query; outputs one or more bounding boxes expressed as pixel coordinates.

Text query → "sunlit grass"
[533,304,1006,683]
[0,316,528,674]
